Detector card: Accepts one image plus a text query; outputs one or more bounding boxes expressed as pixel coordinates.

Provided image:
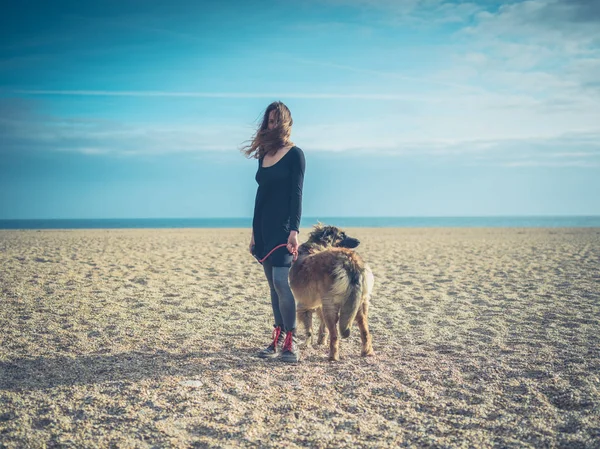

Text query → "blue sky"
[1,0,599,219]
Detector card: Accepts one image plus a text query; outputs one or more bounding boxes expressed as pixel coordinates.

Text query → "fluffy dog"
[289,224,374,361]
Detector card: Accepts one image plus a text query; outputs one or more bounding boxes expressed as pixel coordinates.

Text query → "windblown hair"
[241,101,294,159]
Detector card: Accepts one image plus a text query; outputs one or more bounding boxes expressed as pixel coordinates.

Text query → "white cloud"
[467,0,600,44]
[454,1,600,90]
[4,90,599,168]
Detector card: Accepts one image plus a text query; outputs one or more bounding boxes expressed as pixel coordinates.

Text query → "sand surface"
[0,227,599,448]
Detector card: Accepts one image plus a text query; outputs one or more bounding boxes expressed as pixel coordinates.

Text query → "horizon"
[2,213,600,220]
[2,215,599,231]
[2,0,599,219]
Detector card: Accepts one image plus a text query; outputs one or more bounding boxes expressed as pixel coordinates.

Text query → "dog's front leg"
[316,307,328,346]
[323,305,340,361]
[297,308,313,349]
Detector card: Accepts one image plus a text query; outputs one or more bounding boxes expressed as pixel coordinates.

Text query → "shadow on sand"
[0,348,257,391]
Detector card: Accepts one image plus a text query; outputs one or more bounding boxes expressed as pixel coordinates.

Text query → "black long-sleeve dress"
[252,146,305,267]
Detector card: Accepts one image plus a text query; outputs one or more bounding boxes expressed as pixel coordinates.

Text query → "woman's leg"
[263,259,284,327]
[257,260,286,358]
[272,266,297,332]
[272,265,300,362]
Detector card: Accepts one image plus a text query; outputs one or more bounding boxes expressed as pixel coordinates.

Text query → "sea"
[0,216,599,230]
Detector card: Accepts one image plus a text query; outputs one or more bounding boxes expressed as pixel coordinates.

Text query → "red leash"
[257,243,298,264]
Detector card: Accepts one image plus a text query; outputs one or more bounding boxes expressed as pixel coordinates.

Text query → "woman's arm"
[289,147,306,233]
[250,159,261,254]
[287,147,305,256]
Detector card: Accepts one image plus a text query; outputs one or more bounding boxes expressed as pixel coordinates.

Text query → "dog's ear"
[308,223,326,242]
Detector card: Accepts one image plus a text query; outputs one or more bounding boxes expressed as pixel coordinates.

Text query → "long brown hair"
[241,101,294,159]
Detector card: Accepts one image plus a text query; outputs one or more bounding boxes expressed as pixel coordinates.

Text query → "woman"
[242,101,305,363]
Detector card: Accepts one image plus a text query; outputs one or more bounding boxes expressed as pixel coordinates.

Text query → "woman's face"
[267,110,277,130]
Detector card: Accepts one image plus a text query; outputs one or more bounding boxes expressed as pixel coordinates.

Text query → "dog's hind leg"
[356,301,374,357]
[316,307,328,346]
[322,304,341,361]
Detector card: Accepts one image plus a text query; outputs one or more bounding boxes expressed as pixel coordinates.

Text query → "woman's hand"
[287,231,299,256]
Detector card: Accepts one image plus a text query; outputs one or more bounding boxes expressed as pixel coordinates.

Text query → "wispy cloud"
[318,0,487,24]
[502,160,599,168]
[284,57,482,92]
[11,89,435,101]
[0,99,249,156]
[2,96,599,169]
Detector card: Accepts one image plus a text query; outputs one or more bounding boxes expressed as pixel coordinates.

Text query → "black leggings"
[262,259,297,332]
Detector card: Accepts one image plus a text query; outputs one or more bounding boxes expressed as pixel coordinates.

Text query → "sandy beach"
[0,227,599,448]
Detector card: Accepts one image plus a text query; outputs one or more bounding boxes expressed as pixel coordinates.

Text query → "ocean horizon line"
[1,216,599,230]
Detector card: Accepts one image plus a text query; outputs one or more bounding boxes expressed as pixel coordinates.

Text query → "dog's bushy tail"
[337,263,363,339]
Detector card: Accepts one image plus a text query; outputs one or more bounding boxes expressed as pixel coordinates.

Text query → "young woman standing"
[242,101,305,363]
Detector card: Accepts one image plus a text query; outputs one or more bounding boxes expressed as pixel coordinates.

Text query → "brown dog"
[289,224,374,361]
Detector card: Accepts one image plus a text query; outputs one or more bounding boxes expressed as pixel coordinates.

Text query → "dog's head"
[306,224,360,249]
